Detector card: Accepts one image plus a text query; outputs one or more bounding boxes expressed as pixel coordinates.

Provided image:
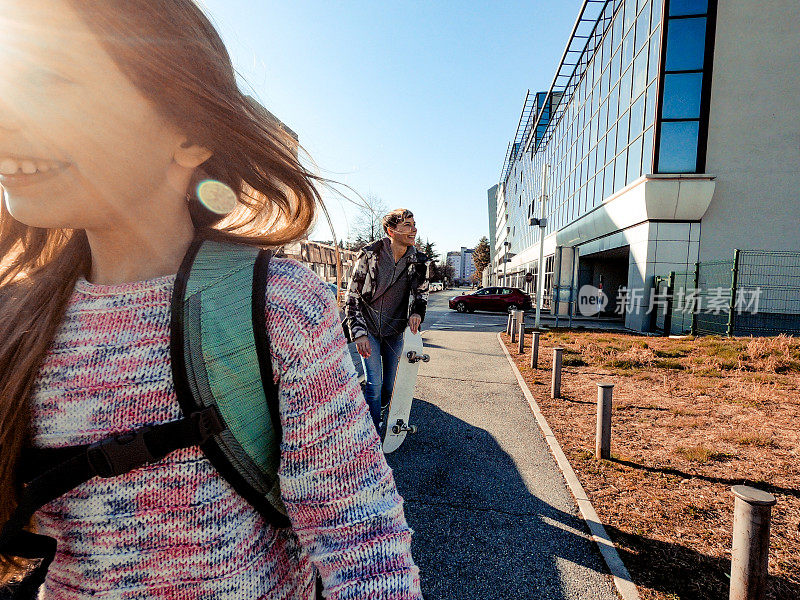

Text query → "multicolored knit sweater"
[29,257,422,599]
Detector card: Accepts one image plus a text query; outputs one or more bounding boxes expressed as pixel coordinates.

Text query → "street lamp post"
[503,241,510,287]
[534,164,550,329]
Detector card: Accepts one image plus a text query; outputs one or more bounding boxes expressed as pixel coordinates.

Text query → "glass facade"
[500,0,715,260]
[504,0,664,257]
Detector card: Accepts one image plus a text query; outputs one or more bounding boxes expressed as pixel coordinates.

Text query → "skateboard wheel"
[407,351,416,361]
[391,425,402,435]
[409,425,418,434]
[421,354,430,363]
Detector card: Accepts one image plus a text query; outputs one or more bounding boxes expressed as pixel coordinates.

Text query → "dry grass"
[504,330,800,600]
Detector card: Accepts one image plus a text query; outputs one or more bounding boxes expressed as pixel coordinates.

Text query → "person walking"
[344,209,430,431]
[0,2,421,599]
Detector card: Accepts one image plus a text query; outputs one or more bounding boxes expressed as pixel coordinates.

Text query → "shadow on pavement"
[386,399,614,600]
[605,525,800,600]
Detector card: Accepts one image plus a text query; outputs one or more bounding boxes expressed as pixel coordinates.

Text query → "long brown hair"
[0,0,319,577]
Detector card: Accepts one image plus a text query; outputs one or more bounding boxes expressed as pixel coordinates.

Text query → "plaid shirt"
[343,240,430,342]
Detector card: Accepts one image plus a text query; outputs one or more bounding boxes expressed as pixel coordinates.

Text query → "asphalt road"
[384,288,618,599]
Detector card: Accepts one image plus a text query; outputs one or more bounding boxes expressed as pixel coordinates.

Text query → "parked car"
[448,286,532,313]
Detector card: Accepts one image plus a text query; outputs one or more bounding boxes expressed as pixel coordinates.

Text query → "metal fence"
[657,250,800,337]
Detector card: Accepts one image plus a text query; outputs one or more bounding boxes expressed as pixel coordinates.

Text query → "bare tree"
[348,194,387,249]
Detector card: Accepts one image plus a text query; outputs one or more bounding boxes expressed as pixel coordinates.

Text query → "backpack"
[0,238,307,598]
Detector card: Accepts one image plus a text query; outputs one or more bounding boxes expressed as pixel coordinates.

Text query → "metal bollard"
[729,485,777,600]
[551,347,563,399]
[530,332,540,369]
[517,312,526,354]
[510,312,518,343]
[596,383,613,459]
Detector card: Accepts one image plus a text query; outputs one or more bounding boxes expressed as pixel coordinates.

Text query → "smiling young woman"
[0,1,421,598]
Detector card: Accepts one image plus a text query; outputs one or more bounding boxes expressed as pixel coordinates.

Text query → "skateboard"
[382,328,429,453]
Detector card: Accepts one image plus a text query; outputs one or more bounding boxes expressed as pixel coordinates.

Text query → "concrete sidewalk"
[384,325,618,599]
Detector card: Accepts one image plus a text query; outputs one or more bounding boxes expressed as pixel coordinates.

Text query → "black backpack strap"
[252,249,283,448]
[0,408,224,597]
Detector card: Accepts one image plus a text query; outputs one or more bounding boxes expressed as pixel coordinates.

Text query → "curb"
[497,332,640,600]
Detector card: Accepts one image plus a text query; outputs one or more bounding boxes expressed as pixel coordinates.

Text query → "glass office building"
[490,0,800,332]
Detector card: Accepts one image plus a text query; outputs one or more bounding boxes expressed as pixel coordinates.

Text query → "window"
[614,148,628,190]
[596,134,607,168]
[608,85,619,124]
[669,0,708,17]
[624,0,636,32]
[627,134,643,183]
[606,122,617,157]
[642,126,655,172]
[630,93,645,138]
[664,18,706,71]
[650,0,663,32]
[622,31,634,69]
[619,65,633,112]
[658,121,700,172]
[617,109,630,149]
[632,46,648,98]
[636,1,651,51]
[654,3,713,174]
[661,72,703,119]
[644,81,658,125]
[604,162,614,197]
[594,172,605,205]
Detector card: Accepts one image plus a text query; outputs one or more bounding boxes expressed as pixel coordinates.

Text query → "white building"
[490,0,800,335]
[461,247,476,283]
[448,247,476,284]
[446,251,461,283]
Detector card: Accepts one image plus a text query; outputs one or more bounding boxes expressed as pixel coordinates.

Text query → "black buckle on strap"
[87,427,154,478]
[84,408,223,479]
[193,406,224,443]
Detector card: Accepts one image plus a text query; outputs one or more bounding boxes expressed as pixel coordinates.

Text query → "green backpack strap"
[170,237,290,528]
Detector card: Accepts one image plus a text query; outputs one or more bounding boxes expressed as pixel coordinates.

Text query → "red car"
[449,287,532,313]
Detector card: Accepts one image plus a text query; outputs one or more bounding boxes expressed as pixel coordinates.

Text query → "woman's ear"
[173,139,213,169]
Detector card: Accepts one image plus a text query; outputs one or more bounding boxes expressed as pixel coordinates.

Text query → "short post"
[530,332,540,369]
[729,485,777,600]
[595,383,613,460]
[517,311,526,354]
[727,248,741,337]
[506,312,513,335]
[510,312,519,343]
[551,347,563,399]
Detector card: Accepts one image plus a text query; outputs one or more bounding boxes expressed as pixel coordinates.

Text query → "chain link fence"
[656,250,800,337]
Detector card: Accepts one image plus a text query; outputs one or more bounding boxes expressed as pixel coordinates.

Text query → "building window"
[661,72,703,119]
[658,121,700,172]
[664,18,706,71]
[669,0,708,17]
[654,0,717,173]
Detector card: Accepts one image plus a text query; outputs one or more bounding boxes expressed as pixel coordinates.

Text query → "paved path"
[383,289,618,599]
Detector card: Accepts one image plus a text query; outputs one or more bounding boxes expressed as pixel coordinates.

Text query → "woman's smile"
[0,154,71,186]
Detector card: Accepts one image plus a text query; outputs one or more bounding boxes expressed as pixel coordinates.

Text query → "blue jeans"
[361,331,404,430]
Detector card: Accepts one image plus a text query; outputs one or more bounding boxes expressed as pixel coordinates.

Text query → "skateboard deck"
[382,328,429,453]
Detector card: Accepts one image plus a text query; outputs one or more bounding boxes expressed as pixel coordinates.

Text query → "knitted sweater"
[29,257,422,599]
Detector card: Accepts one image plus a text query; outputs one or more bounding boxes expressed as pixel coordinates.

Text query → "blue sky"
[201,0,581,257]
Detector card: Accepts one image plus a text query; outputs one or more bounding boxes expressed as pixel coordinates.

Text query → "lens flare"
[196,179,237,215]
